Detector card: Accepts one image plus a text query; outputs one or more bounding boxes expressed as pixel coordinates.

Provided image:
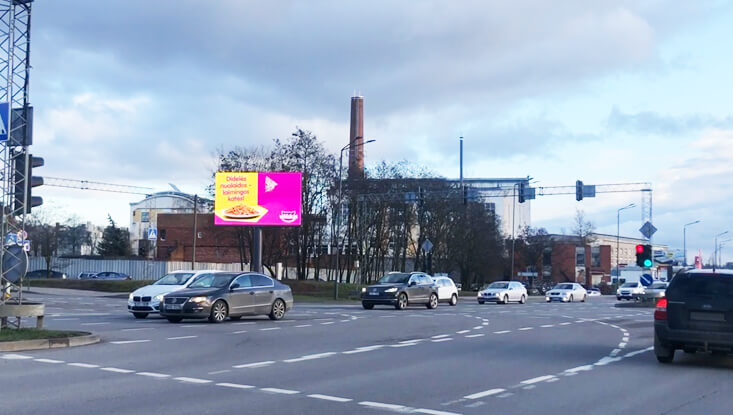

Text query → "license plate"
[690,311,725,322]
[136,302,149,307]
[166,304,182,310]
[369,292,379,296]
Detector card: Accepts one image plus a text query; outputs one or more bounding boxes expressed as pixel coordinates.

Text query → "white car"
[586,288,602,297]
[616,281,645,301]
[478,281,527,304]
[546,283,587,302]
[431,276,459,306]
[128,270,220,318]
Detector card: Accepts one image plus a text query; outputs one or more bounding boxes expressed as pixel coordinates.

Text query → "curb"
[0,334,100,352]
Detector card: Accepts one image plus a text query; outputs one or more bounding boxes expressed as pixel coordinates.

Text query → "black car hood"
[167,288,222,298]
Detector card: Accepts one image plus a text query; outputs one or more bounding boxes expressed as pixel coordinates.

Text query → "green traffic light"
[643,259,653,267]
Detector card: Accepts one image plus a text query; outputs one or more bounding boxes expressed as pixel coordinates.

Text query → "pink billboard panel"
[214,172,302,226]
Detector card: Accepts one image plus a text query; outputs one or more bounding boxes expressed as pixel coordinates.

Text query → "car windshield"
[621,282,638,288]
[650,282,667,289]
[154,273,195,285]
[378,273,410,284]
[554,284,573,290]
[488,282,509,289]
[188,274,236,288]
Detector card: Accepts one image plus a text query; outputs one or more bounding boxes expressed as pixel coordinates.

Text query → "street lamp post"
[616,203,635,281]
[334,138,375,300]
[719,238,731,268]
[714,231,729,269]
[683,220,701,267]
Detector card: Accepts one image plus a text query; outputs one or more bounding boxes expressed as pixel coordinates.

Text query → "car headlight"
[361,287,367,293]
[154,294,164,302]
[128,293,134,301]
[189,296,208,303]
[384,287,398,293]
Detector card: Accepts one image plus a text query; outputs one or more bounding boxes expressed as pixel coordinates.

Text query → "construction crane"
[44,177,153,195]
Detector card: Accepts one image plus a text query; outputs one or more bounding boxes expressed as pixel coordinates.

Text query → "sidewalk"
[20,287,128,298]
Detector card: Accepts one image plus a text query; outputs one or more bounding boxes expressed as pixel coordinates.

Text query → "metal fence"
[28,257,250,280]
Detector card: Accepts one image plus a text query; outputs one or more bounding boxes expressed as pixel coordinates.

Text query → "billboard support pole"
[253,227,262,273]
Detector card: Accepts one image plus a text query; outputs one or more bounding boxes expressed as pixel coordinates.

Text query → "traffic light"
[13,151,44,214]
[576,180,583,201]
[635,244,653,268]
[518,182,526,203]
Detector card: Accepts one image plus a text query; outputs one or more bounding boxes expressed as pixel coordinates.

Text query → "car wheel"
[502,295,509,305]
[395,293,408,310]
[519,295,526,304]
[617,296,621,301]
[426,293,438,309]
[449,294,458,306]
[654,334,675,363]
[477,300,485,305]
[568,295,574,303]
[209,300,228,323]
[132,312,148,319]
[230,316,242,321]
[166,316,183,323]
[269,299,286,320]
[362,302,374,310]
[581,295,587,303]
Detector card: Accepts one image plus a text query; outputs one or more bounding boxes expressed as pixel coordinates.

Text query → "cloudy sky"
[27,0,733,263]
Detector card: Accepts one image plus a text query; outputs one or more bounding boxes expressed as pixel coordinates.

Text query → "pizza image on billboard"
[214,172,302,226]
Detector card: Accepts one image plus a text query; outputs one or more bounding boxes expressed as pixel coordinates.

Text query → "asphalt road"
[2,291,732,415]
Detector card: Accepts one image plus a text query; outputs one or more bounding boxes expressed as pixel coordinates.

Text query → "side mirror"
[409,281,416,287]
[230,283,240,290]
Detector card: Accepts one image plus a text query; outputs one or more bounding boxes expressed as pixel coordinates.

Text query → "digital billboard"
[214,172,302,226]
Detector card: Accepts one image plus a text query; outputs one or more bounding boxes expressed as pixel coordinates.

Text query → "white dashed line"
[359,401,406,411]
[67,363,99,368]
[136,372,170,378]
[520,375,556,385]
[216,382,255,389]
[431,338,453,343]
[283,352,337,363]
[307,394,353,403]
[233,361,275,369]
[456,330,470,334]
[232,330,248,334]
[101,367,135,374]
[81,322,109,326]
[414,409,462,415]
[261,388,299,395]
[295,324,312,328]
[473,326,483,330]
[465,334,485,338]
[174,377,212,384]
[260,327,280,331]
[518,327,533,331]
[559,322,571,326]
[110,340,151,345]
[321,322,335,325]
[167,336,198,340]
[431,334,450,339]
[465,388,506,399]
[540,324,554,328]
[34,358,64,364]
[493,330,511,334]
[2,354,33,360]
[121,328,153,332]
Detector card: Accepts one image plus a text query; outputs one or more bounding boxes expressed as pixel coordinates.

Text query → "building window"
[159,229,166,241]
[576,247,585,266]
[591,246,601,267]
[141,211,149,222]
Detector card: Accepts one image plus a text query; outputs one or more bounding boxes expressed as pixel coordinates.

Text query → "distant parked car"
[586,288,602,297]
[477,281,527,304]
[77,272,98,280]
[638,281,668,302]
[25,270,68,279]
[431,276,459,306]
[546,283,587,302]
[94,271,131,280]
[616,281,645,301]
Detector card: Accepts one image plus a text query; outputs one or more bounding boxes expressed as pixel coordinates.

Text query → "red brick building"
[155,213,244,263]
[549,241,611,285]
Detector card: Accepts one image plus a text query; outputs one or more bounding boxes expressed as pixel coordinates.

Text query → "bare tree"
[571,209,595,287]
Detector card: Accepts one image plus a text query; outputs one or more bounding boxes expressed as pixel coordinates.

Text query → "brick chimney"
[348,95,364,180]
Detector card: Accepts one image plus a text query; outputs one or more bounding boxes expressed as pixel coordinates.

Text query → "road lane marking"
[34,358,64,364]
[136,372,170,378]
[217,382,254,389]
[456,330,470,334]
[414,409,462,415]
[167,336,198,340]
[624,346,653,358]
[520,375,556,385]
[559,322,571,326]
[174,377,212,384]
[493,330,511,334]
[307,394,352,403]
[321,322,335,325]
[619,342,627,348]
[232,330,248,334]
[295,324,312,328]
[121,328,153,332]
[232,322,255,325]
[81,322,109,326]
[208,370,231,375]
[431,338,453,343]
[343,345,385,354]
[283,352,337,363]
[565,365,593,373]
[465,334,484,338]
[399,339,425,343]
[518,327,533,331]
[101,367,135,374]
[473,326,483,330]
[68,363,99,368]
[261,388,299,395]
[51,318,79,321]
[465,388,505,399]
[110,340,151,345]
[260,327,280,331]
[431,334,450,339]
[540,324,554,328]
[233,361,275,369]
[359,401,406,410]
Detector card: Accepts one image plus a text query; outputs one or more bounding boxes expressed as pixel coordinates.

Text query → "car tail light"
[654,298,668,321]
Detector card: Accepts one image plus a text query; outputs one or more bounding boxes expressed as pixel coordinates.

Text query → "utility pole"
[191,195,198,269]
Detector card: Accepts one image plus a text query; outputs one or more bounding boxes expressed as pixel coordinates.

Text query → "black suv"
[361,272,439,310]
[654,269,733,363]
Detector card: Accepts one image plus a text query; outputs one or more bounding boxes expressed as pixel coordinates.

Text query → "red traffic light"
[636,244,644,254]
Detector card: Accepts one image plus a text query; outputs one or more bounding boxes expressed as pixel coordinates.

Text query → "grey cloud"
[607,107,733,136]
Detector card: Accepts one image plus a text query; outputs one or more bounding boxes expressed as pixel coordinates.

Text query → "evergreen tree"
[97,215,131,257]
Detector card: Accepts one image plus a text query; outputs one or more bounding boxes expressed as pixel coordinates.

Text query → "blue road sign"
[0,102,8,142]
[147,228,158,241]
[640,273,654,287]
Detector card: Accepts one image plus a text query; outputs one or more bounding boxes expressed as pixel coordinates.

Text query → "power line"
[44,176,153,195]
